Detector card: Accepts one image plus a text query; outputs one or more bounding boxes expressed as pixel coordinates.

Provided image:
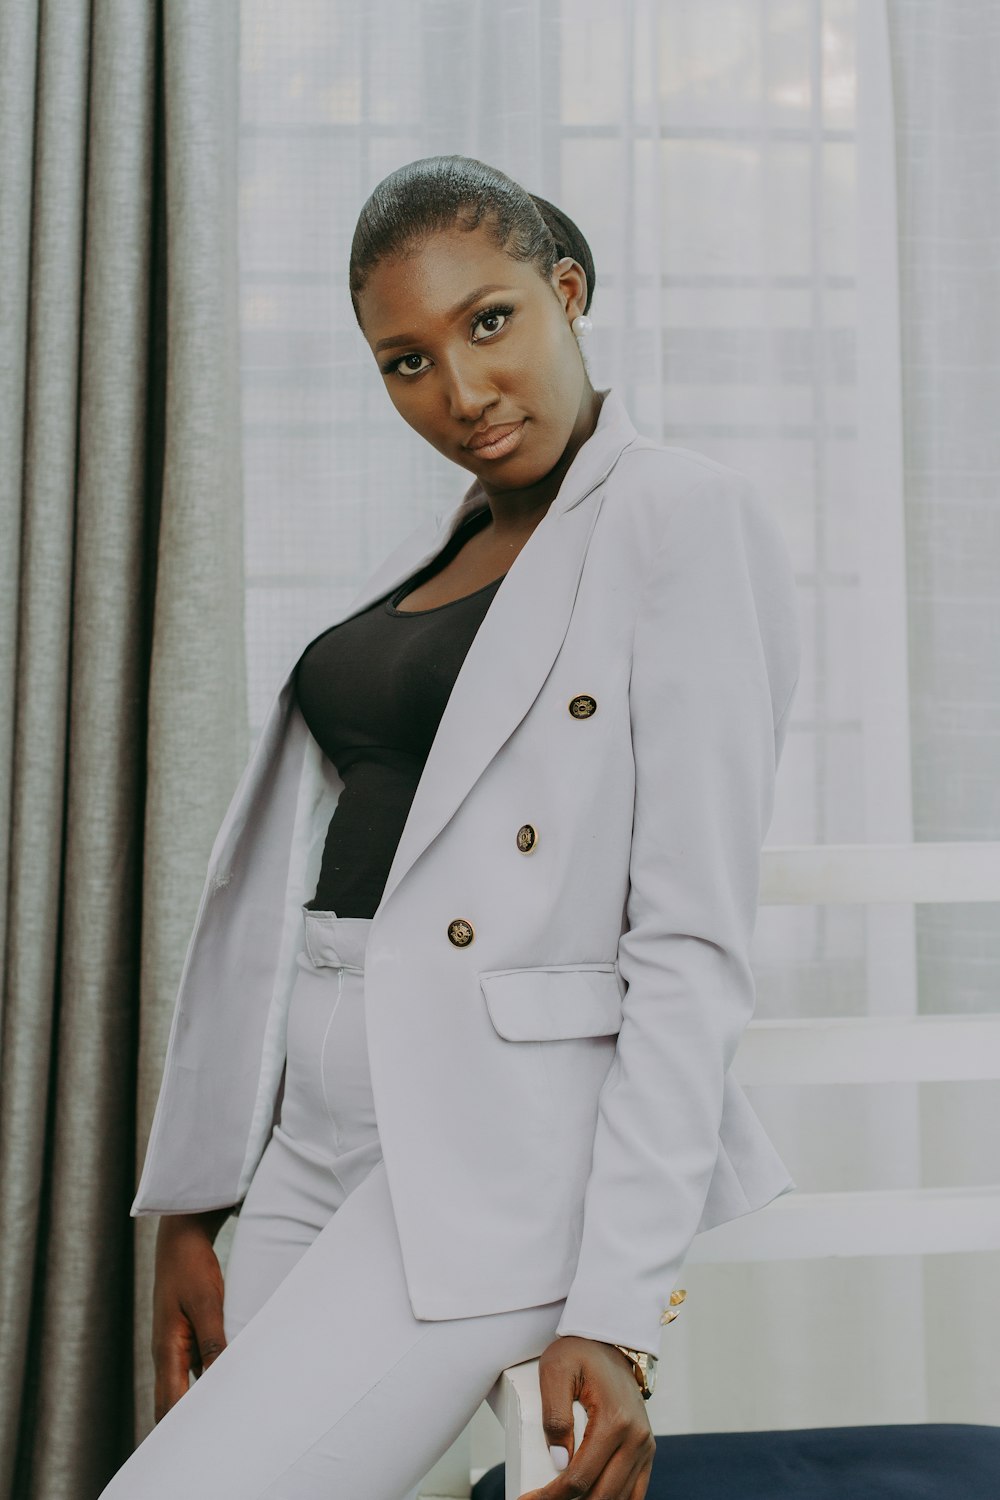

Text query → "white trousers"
[101,909,565,1499]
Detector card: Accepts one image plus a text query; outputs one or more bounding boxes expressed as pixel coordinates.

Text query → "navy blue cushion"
[471,1423,1000,1499]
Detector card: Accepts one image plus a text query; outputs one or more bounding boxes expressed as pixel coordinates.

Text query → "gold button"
[568,694,597,718]
[447,918,475,947]
[661,1288,687,1324]
[516,823,537,853]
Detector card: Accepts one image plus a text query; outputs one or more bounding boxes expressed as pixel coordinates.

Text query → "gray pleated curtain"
[0,3,247,1496]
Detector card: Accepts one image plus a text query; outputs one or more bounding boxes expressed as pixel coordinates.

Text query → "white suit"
[131,386,800,1359]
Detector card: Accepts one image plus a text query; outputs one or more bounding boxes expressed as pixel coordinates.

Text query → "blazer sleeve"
[553,471,801,1356]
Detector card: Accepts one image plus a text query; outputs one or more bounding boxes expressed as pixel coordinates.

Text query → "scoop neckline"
[384,502,504,616]
[384,570,507,617]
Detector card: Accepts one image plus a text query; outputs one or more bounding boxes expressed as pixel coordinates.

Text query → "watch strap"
[610,1343,656,1399]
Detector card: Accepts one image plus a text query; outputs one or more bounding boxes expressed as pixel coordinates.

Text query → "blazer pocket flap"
[478,963,625,1041]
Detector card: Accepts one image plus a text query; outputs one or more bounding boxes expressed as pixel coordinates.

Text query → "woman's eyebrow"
[374,284,516,353]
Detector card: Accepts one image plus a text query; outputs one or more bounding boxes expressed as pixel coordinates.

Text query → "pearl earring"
[572,314,593,339]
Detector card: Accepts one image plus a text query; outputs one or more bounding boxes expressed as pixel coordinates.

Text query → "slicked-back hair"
[349,154,596,332]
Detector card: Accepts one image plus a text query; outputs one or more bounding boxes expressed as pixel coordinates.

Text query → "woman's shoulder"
[604,434,769,559]
[604,436,799,715]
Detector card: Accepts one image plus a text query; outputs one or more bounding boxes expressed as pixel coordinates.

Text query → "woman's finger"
[589,1428,655,1500]
[555,1421,636,1500]
[576,1436,642,1500]
[152,1320,196,1423]
[624,1432,658,1500]
[187,1291,228,1377]
[517,1416,626,1500]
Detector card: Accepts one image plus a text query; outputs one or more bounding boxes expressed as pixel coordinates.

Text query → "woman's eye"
[472,305,512,340]
[382,303,515,379]
[391,353,428,377]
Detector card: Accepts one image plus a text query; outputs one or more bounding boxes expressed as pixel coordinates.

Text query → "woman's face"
[357,222,595,500]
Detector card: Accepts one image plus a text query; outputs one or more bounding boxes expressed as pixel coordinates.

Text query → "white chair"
[414,841,1000,1499]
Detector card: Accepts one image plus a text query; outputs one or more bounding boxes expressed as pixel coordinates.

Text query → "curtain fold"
[0,2,246,1494]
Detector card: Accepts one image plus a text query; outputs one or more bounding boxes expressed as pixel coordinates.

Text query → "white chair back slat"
[760,841,1000,903]
[685,1184,1000,1262]
[735,1013,1000,1084]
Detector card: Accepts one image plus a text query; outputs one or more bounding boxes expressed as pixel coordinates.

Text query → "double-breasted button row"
[448,694,597,943]
[447,823,536,945]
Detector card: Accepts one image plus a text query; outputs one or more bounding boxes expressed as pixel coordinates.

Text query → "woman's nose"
[439,364,500,424]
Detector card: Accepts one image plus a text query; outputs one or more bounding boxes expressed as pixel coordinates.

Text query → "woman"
[102,155,800,1500]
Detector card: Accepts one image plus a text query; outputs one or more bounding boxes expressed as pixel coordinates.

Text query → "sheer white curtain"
[234,0,999,1454]
[883,0,1000,1425]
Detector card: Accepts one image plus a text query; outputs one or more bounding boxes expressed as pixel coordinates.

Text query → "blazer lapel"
[212,387,639,902]
[379,388,639,910]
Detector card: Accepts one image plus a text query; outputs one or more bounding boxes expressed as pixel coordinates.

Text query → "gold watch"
[609,1344,657,1400]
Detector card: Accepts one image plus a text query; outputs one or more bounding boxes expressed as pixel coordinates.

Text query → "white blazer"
[131,387,801,1357]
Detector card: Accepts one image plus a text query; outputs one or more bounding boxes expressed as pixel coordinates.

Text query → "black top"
[293,504,504,917]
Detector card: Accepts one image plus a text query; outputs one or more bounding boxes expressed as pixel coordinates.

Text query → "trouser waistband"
[300,907,373,970]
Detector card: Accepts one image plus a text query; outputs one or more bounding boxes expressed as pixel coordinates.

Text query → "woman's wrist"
[157,1206,235,1244]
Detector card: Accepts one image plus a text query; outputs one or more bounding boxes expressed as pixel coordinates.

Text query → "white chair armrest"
[486,1359,590,1499]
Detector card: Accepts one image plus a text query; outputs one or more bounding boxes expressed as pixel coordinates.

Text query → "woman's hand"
[151,1207,233,1422]
[517,1335,656,1500]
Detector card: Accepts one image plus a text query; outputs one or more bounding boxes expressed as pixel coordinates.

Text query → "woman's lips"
[466,419,526,459]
